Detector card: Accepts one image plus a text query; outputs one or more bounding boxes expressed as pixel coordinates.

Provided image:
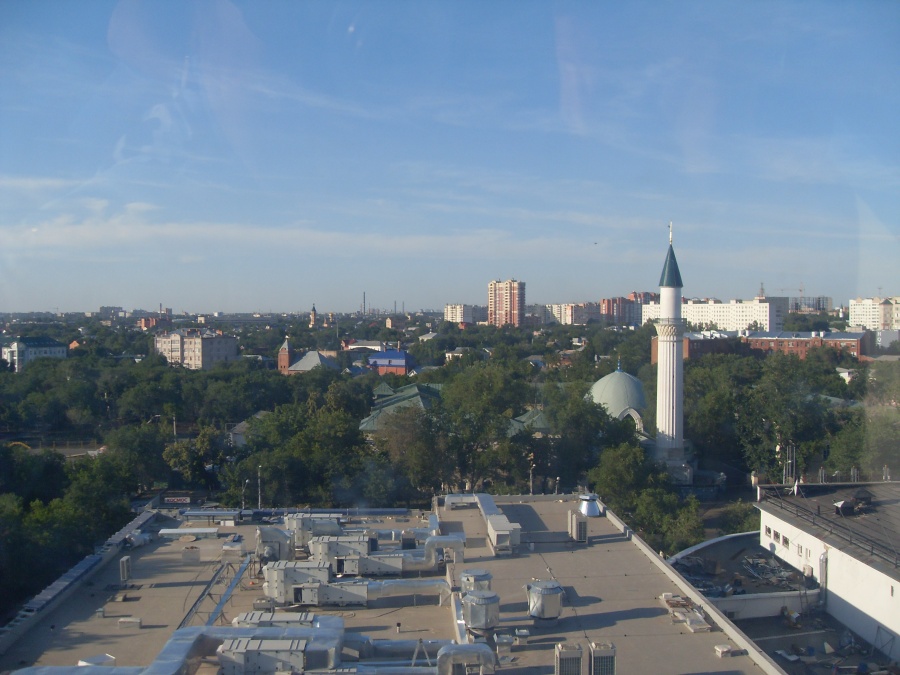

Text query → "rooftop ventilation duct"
[436,643,496,675]
[461,590,500,634]
[578,494,601,517]
[526,580,564,620]
[460,568,492,593]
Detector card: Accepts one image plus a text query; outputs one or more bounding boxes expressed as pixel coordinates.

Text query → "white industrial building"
[755,483,900,661]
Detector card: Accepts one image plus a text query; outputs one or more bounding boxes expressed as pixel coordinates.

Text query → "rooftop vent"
[579,494,601,517]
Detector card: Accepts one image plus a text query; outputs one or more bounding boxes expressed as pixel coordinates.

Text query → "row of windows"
[764,526,813,559]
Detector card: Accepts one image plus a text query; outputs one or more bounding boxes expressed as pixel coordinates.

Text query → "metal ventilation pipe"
[436,643,496,675]
[367,579,452,603]
[401,535,465,571]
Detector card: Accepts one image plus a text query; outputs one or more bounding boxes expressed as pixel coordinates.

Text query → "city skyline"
[1,2,898,314]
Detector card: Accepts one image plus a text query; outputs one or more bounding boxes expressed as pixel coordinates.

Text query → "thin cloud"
[0,176,82,191]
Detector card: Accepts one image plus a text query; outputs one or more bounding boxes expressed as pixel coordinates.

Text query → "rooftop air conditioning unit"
[568,510,588,543]
[590,642,616,675]
[555,643,583,675]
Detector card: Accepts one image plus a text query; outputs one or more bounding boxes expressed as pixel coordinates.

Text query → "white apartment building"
[444,304,474,324]
[642,296,789,332]
[546,302,603,325]
[849,297,900,331]
[2,337,67,373]
[154,329,239,370]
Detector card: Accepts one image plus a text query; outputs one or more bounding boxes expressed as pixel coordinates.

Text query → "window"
[774,531,781,544]
[797,543,802,556]
[765,526,771,537]
[782,536,789,548]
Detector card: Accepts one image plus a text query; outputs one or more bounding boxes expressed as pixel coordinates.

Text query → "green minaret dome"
[659,244,683,288]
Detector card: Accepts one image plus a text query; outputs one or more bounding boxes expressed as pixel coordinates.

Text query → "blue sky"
[1,1,897,314]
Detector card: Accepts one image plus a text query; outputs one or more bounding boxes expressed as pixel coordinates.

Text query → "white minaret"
[654,223,685,463]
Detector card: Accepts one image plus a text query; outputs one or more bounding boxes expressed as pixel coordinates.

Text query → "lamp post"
[528,453,535,496]
[241,479,250,511]
[257,465,262,511]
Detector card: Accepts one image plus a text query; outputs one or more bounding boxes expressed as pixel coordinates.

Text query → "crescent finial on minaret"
[669,221,673,244]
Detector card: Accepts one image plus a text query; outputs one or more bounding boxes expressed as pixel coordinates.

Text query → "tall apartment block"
[546,302,603,325]
[849,296,900,330]
[444,304,474,324]
[488,279,525,327]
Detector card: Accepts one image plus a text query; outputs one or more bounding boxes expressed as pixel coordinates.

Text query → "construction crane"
[777,283,805,312]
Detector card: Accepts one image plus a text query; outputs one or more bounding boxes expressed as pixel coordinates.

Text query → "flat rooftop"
[756,482,900,581]
[1,497,783,674]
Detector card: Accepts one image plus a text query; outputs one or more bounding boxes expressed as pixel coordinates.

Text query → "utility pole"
[257,465,262,510]
[242,479,250,511]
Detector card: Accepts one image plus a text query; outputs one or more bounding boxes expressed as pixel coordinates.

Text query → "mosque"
[587,228,693,484]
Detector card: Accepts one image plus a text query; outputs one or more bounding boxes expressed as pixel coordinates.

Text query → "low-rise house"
[359,383,442,433]
[368,349,414,376]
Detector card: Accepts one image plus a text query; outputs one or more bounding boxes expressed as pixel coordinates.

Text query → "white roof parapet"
[158,528,219,539]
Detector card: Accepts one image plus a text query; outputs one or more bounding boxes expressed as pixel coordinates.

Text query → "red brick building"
[743,331,870,359]
[650,332,739,364]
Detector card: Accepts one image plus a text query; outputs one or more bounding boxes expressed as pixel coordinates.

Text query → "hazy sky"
[1,2,898,314]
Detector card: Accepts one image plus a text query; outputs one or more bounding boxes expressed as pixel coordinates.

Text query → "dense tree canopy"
[0,312,881,619]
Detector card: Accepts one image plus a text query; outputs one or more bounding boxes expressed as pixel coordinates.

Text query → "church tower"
[309,304,317,329]
[277,337,293,375]
[654,225,685,464]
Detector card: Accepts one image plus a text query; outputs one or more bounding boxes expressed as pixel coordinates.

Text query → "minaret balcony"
[653,318,686,338]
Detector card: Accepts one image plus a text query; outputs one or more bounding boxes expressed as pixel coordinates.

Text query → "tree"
[163,426,224,488]
[103,423,171,491]
[587,442,658,514]
[587,442,703,555]
[543,382,635,488]
[614,323,656,374]
[825,408,864,475]
[63,453,135,538]
[684,354,761,467]
[735,353,827,479]
[438,362,530,490]
[0,444,69,505]
[374,407,452,496]
[717,500,761,535]
[0,494,27,606]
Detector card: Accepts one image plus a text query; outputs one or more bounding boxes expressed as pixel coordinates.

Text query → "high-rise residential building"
[642,294,789,332]
[154,328,239,370]
[443,304,488,324]
[488,279,525,327]
[597,293,658,327]
[849,296,900,330]
[546,303,602,325]
[444,304,474,324]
